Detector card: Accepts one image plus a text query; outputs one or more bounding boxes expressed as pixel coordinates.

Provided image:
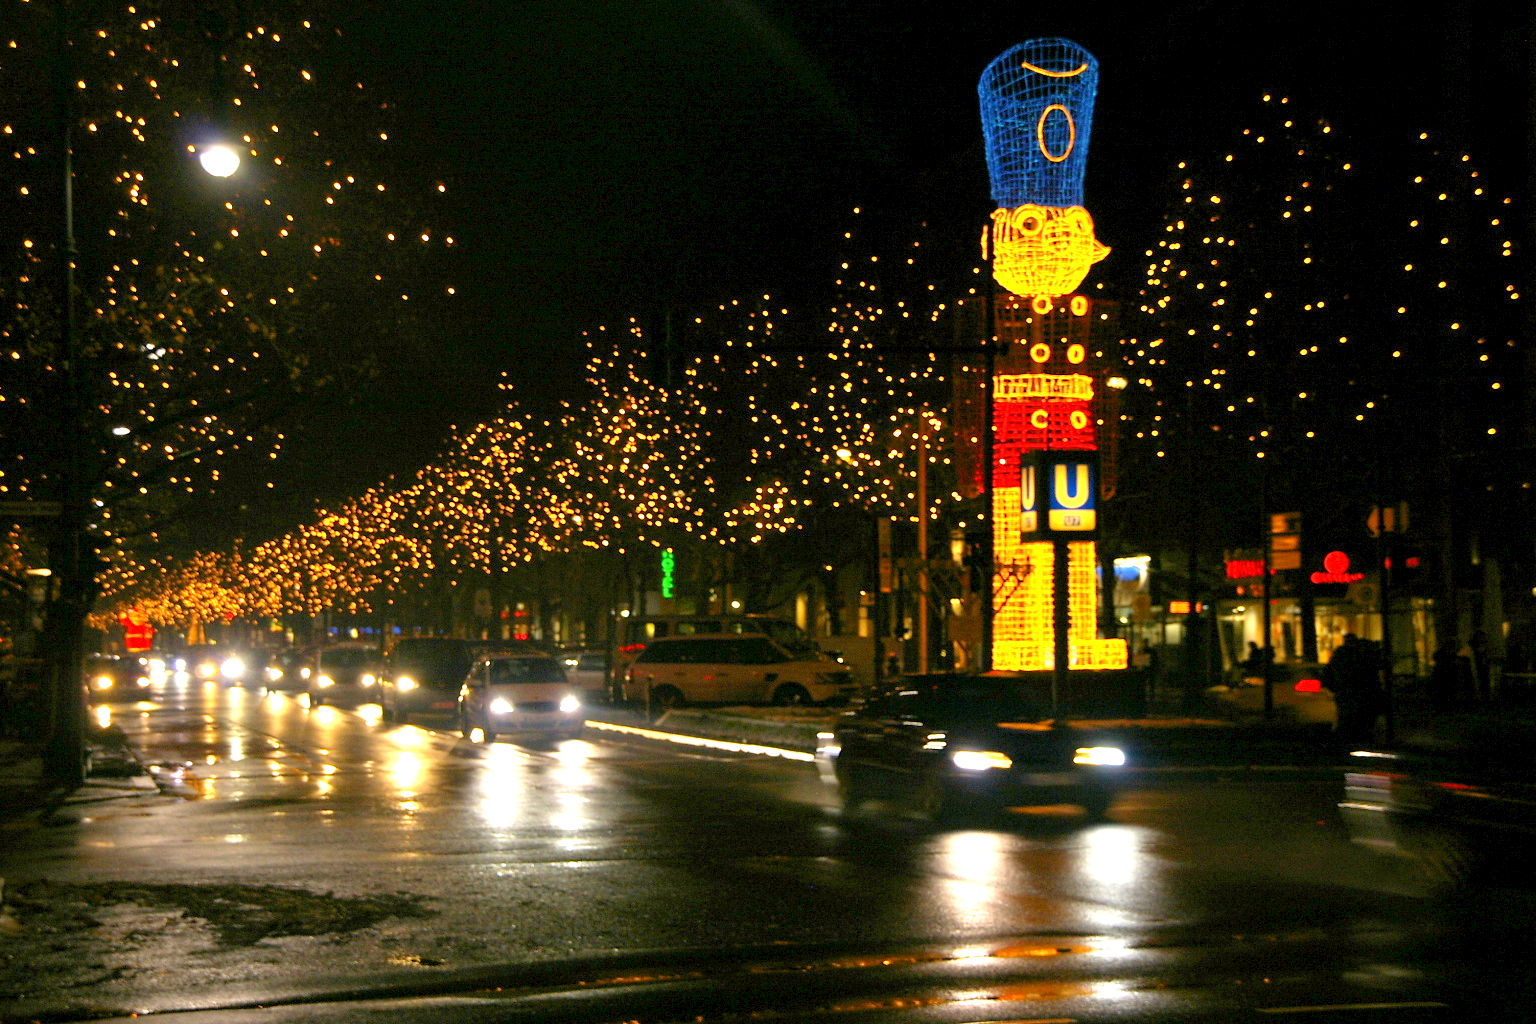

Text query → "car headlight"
[317,675,335,688]
[173,658,186,671]
[489,697,515,715]
[950,750,1013,771]
[1074,746,1126,766]
[559,694,581,714]
[195,662,218,679]
[266,666,284,681]
[562,657,579,669]
[220,657,246,679]
[92,675,114,690]
[361,673,378,687]
[396,676,418,692]
[300,667,312,680]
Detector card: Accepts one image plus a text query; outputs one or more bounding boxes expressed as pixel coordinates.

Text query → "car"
[380,637,474,723]
[559,648,610,705]
[623,634,857,709]
[1340,716,1536,887]
[259,646,312,693]
[171,644,241,685]
[458,651,584,743]
[217,646,277,687]
[820,673,1126,822]
[305,642,384,707]
[83,654,152,702]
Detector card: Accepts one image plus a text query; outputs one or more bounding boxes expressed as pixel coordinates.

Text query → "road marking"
[585,719,815,761]
[1257,1002,1450,1013]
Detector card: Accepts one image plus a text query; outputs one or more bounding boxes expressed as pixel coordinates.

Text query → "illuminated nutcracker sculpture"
[979,38,1127,674]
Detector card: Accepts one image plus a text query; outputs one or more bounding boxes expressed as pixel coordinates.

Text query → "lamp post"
[42,0,88,785]
[42,1,240,784]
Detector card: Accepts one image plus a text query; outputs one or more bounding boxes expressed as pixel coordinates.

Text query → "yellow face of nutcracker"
[989,204,1109,310]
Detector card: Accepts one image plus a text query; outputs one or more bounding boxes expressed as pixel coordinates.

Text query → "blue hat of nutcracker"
[979,38,1109,309]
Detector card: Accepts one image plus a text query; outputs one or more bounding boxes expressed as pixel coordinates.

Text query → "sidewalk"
[0,727,157,825]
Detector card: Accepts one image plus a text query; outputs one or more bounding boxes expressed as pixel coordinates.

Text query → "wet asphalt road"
[2,682,1533,1023]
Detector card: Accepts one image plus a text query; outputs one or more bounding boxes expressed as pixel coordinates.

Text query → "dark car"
[260,646,313,693]
[820,674,1126,822]
[1340,716,1536,886]
[84,654,152,702]
[305,642,383,707]
[380,637,474,723]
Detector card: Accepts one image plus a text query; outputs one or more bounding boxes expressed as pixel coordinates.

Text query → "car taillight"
[1294,678,1322,693]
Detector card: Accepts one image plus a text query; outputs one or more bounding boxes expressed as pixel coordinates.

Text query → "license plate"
[1022,772,1076,786]
[431,701,455,710]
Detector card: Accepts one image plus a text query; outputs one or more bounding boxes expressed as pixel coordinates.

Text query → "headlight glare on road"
[220,657,245,679]
[1074,746,1126,766]
[560,694,581,714]
[489,697,514,715]
[317,675,335,688]
[950,749,1013,771]
[396,676,418,691]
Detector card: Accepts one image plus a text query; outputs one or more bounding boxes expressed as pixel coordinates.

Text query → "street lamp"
[196,143,241,178]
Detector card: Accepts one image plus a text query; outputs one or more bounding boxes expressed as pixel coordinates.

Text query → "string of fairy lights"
[1,1,457,579]
[90,206,978,629]
[1123,94,1520,476]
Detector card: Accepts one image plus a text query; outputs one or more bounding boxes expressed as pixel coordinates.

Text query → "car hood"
[485,682,575,700]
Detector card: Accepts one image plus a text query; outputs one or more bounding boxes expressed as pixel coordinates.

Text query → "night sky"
[282,0,1528,512]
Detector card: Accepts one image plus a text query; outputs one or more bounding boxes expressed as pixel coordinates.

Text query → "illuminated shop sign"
[1310,550,1365,585]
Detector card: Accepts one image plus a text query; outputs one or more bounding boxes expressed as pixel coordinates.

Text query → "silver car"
[458,653,584,743]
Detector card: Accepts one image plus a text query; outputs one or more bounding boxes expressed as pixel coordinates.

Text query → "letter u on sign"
[1048,461,1096,532]
[1019,463,1039,534]
[1054,464,1090,508]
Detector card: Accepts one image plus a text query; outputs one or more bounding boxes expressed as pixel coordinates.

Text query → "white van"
[623,634,857,708]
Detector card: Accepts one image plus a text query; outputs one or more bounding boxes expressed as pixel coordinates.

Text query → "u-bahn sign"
[1019,451,1098,538]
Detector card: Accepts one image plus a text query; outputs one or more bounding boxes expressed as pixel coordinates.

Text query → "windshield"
[393,641,469,675]
[759,620,820,660]
[487,658,566,685]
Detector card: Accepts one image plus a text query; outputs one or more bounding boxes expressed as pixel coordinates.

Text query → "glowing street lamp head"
[198,144,241,178]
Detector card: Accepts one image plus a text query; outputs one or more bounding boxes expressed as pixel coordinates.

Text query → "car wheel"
[837,766,873,813]
[771,683,812,707]
[459,711,472,740]
[380,701,395,723]
[1077,786,1114,821]
[396,707,410,726]
[650,686,685,713]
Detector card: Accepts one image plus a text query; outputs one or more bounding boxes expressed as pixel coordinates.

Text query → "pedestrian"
[1324,633,1384,745]
[1240,641,1263,683]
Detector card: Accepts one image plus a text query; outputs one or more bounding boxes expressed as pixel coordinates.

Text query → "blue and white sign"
[1048,459,1096,532]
